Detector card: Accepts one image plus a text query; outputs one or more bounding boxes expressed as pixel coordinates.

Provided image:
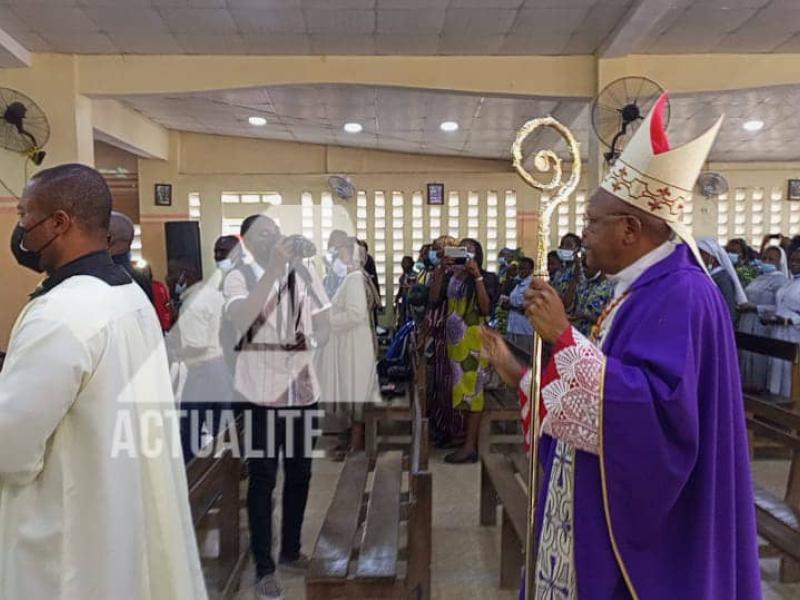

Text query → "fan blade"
[633,77,647,104]
[622,77,631,104]
[602,86,626,112]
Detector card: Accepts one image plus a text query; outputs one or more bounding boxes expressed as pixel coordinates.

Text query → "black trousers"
[245,403,318,578]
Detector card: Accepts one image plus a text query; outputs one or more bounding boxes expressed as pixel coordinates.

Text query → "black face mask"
[10,215,57,273]
[112,252,132,266]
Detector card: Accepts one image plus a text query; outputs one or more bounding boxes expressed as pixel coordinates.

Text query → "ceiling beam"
[599,0,686,59]
[599,54,800,94]
[0,27,31,69]
[76,54,597,99]
[75,51,800,105]
[91,99,169,160]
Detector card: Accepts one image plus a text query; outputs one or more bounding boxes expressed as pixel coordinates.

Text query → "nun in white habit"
[767,247,800,397]
[315,237,381,453]
[697,237,748,323]
[737,245,789,391]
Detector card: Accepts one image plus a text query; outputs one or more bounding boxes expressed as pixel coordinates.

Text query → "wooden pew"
[736,331,799,460]
[480,450,529,589]
[743,396,800,583]
[366,328,426,460]
[186,417,248,599]
[479,406,528,590]
[476,337,535,589]
[736,331,799,407]
[306,412,432,599]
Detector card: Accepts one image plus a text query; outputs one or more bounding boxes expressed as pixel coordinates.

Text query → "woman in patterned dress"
[442,238,498,463]
[568,254,614,338]
[423,236,464,448]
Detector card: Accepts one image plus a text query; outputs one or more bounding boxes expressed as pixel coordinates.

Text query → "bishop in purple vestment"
[482,94,761,599]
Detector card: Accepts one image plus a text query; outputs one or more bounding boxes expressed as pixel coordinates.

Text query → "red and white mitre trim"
[518,327,605,454]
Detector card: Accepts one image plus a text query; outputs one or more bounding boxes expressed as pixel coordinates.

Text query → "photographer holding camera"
[428,238,498,464]
[221,214,329,600]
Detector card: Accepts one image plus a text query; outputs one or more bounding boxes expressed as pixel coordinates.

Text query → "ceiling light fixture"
[248,116,267,127]
[440,121,459,132]
[344,122,363,133]
[743,119,764,132]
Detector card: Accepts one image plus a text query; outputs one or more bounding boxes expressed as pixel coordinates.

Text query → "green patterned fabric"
[446,275,490,413]
[735,263,759,289]
[552,265,578,298]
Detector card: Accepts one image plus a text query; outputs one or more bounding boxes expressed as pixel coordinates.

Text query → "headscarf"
[697,237,748,305]
[763,244,789,278]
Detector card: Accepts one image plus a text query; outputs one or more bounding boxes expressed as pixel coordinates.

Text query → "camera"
[284,234,316,259]
[445,246,470,265]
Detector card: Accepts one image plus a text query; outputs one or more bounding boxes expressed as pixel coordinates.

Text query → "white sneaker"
[253,574,283,600]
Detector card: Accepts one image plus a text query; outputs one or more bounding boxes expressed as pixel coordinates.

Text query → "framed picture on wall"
[788,179,800,201]
[427,183,444,205]
[154,183,172,207]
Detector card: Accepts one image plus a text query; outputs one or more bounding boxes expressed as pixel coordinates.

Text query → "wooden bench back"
[744,396,800,578]
[307,448,432,599]
[745,397,800,495]
[736,332,800,405]
[308,383,432,600]
[307,453,370,581]
[356,451,403,580]
[185,418,246,597]
[736,332,798,362]
[745,397,800,552]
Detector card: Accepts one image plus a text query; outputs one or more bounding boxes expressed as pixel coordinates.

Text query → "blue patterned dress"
[570,274,614,337]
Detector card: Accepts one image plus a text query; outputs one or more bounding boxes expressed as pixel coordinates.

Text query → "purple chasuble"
[532,244,761,599]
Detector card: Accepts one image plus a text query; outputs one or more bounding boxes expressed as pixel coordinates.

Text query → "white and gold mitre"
[600,92,723,267]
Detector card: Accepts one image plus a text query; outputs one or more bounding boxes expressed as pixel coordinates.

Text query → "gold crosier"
[510,117,582,600]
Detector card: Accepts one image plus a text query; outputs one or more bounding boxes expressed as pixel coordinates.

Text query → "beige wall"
[0,54,95,350]
[138,131,541,285]
[139,129,800,282]
[3,51,800,347]
[549,162,800,246]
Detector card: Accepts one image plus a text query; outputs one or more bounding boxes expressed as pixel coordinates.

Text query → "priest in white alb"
[0,164,207,599]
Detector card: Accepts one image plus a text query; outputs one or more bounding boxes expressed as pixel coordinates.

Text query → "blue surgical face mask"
[498,256,507,267]
[332,257,348,278]
[760,263,777,274]
[727,252,740,266]
[557,248,575,262]
[428,250,440,266]
[413,260,425,273]
[216,258,235,273]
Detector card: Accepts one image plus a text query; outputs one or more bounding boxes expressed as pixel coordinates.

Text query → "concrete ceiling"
[117,83,800,162]
[0,0,799,57]
[2,1,799,162]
